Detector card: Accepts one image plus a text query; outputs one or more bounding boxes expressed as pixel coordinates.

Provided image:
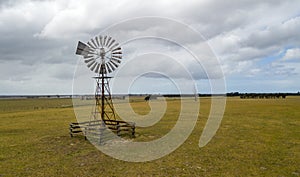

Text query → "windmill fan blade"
[103,36,107,46]
[99,36,103,47]
[112,55,122,59]
[108,39,115,48]
[105,63,112,73]
[111,47,121,53]
[87,41,96,49]
[95,63,101,74]
[108,62,115,71]
[106,37,112,46]
[91,38,98,48]
[87,60,96,68]
[112,58,121,63]
[84,58,94,63]
[112,51,122,55]
[83,50,94,56]
[110,60,119,67]
[90,62,98,72]
[84,51,94,56]
[83,54,94,59]
[110,43,119,50]
[95,36,100,47]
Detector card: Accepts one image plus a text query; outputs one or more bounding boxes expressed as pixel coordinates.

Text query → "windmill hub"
[94,47,109,64]
[99,48,106,59]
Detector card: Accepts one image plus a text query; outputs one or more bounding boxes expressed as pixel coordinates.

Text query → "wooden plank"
[71,130,82,133]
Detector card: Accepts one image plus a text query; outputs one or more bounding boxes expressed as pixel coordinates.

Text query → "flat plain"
[0,97,299,176]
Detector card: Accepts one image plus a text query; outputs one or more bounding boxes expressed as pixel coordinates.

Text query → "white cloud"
[282,48,300,61]
[264,47,300,79]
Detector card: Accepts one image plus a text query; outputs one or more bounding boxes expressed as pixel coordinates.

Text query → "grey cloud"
[244,17,300,49]
[180,0,290,38]
[0,0,18,7]
[1,0,300,94]
[120,37,222,80]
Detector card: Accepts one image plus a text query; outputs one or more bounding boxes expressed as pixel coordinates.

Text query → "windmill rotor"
[76,35,122,74]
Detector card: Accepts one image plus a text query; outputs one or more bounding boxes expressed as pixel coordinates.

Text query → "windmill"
[75,35,134,141]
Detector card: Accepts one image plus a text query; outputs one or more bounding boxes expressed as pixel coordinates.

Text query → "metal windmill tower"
[75,35,122,127]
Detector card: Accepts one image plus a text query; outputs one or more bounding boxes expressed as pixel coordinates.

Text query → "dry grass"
[0,97,299,176]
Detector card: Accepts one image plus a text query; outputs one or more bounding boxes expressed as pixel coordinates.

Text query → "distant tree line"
[225,92,300,99]
[239,93,286,99]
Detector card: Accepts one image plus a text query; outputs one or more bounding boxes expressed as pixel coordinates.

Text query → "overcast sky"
[0,0,300,95]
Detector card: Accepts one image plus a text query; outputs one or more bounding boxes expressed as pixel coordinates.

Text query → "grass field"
[0,97,299,176]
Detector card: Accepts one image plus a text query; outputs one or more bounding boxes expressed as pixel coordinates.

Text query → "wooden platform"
[69,120,135,139]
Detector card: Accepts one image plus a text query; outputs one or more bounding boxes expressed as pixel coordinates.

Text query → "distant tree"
[282,95,286,99]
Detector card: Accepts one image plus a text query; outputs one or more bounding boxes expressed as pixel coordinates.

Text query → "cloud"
[36,0,138,39]
[244,17,300,49]
[0,0,68,63]
[0,0,300,94]
[265,47,300,78]
[208,14,300,80]
[282,48,300,61]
